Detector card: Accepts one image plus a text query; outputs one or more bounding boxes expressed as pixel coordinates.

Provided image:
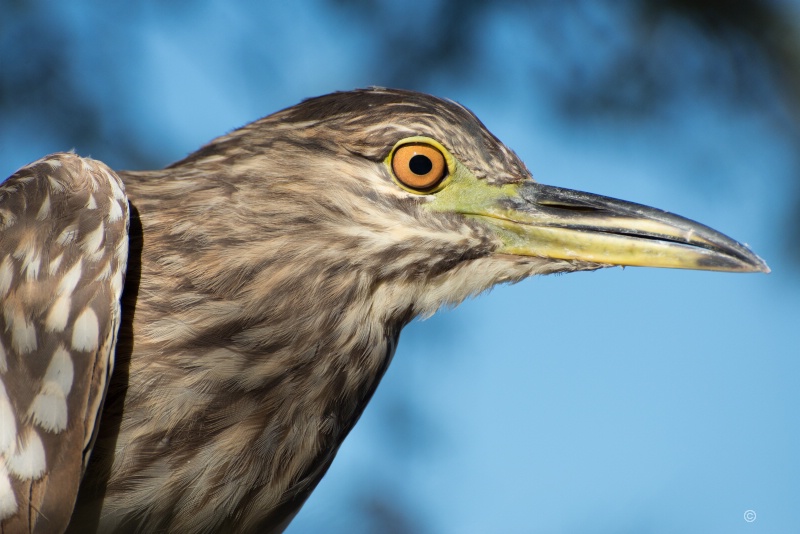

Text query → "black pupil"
[409,154,433,175]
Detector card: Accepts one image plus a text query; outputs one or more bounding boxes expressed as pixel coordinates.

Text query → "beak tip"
[740,245,770,274]
[718,251,770,274]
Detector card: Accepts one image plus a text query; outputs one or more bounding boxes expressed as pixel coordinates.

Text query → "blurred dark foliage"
[0,0,798,531]
[0,6,98,146]
[359,491,429,534]
[334,0,799,123]
[0,1,161,169]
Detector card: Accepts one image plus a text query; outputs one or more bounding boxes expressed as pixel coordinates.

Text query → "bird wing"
[0,153,129,532]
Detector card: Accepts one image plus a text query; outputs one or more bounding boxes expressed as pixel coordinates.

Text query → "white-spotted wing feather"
[0,153,129,532]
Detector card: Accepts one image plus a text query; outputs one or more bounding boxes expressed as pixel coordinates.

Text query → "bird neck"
[83,162,543,531]
[83,173,417,530]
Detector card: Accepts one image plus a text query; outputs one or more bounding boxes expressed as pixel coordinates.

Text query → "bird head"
[164,88,766,322]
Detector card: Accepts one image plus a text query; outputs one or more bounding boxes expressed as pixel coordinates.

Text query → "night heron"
[0,88,767,533]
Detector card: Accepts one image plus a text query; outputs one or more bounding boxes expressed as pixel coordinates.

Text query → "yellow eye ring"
[387,137,454,193]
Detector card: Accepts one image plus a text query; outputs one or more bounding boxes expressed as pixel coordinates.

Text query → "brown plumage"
[0,88,767,533]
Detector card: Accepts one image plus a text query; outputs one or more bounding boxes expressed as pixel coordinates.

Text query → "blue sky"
[2,2,798,532]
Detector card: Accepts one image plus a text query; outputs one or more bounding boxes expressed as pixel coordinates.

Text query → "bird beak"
[465,181,769,273]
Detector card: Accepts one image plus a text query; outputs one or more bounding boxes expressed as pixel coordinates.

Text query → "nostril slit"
[538,200,599,212]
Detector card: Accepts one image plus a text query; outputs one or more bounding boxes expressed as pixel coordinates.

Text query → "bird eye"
[391,143,447,191]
